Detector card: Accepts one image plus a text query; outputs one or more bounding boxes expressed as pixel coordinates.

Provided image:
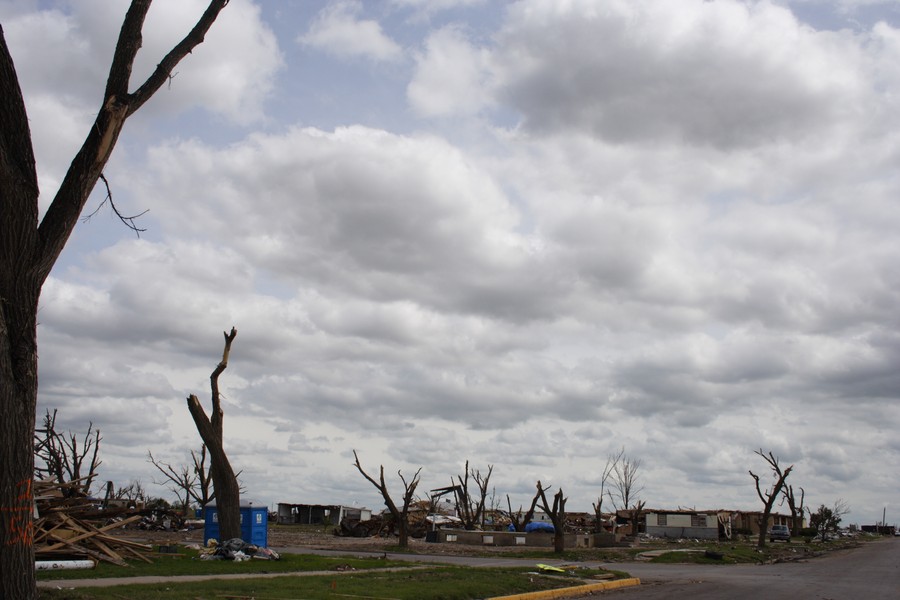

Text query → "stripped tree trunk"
[187,328,241,541]
[749,449,794,548]
[536,481,567,554]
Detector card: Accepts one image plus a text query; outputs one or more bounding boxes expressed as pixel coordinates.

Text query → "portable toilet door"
[203,501,268,548]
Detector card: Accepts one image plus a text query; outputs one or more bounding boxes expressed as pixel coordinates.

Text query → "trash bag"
[207,538,280,561]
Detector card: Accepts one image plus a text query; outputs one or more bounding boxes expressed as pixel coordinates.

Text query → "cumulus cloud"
[299,1,403,62]
[408,25,494,117]
[18,0,900,521]
[1,0,281,198]
[491,0,867,148]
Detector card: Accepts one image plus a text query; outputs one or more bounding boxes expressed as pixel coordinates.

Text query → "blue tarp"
[525,521,555,533]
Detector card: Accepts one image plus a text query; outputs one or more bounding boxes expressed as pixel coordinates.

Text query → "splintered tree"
[781,484,805,535]
[451,460,493,530]
[749,449,794,548]
[0,2,229,596]
[187,328,241,541]
[34,409,102,497]
[506,491,540,532]
[352,450,422,548]
[536,481,567,553]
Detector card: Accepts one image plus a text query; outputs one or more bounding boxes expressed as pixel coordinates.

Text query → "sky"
[3,0,899,526]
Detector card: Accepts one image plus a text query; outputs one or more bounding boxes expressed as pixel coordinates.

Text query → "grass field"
[38,562,625,600]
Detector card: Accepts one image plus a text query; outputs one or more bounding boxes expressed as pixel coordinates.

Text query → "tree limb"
[34,0,230,283]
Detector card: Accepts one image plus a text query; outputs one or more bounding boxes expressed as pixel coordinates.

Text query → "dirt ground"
[108,524,864,565]
[109,524,555,556]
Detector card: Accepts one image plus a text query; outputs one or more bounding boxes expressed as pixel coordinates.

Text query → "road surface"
[579,537,900,599]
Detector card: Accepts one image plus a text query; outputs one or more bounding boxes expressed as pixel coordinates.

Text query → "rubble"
[32,478,154,567]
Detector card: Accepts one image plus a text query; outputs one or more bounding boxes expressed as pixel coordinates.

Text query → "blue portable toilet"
[203,500,268,547]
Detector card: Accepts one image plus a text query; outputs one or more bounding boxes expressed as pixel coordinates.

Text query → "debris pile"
[33,478,153,566]
[199,538,280,561]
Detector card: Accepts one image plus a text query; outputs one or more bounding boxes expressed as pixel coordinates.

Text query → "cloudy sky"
[4,0,899,526]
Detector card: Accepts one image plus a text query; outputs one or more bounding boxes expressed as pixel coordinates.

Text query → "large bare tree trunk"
[187,328,241,541]
[749,449,793,548]
[0,4,229,597]
[536,481,567,554]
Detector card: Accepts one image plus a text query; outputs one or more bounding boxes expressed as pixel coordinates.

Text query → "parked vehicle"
[770,524,791,542]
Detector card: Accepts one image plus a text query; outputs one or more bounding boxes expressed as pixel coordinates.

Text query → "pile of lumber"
[33,479,153,566]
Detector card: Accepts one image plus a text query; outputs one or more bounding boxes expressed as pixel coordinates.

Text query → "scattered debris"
[199,538,280,561]
[33,478,153,566]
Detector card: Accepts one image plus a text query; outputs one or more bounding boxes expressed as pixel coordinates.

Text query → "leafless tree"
[749,449,794,548]
[0,2,229,595]
[149,444,243,514]
[190,444,216,509]
[352,450,422,548]
[451,460,493,530]
[781,484,805,534]
[505,492,540,532]
[33,409,102,497]
[535,481,568,553]
[148,450,197,515]
[592,447,623,532]
[607,448,644,535]
[114,480,147,506]
[187,327,242,541]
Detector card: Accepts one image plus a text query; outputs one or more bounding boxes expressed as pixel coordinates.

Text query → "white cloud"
[299,1,403,62]
[17,0,900,523]
[408,25,494,117]
[131,0,283,124]
[2,0,282,210]
[491,0,867,148]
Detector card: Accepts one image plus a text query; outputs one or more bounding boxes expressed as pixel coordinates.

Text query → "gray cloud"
[17,0,900,524]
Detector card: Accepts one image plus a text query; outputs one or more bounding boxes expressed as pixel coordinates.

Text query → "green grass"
[37,565,626,600]
[36,549,412,581]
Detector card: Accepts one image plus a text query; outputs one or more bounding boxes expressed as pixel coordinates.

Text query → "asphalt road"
[578,537,900,600]
[278,539,900,599]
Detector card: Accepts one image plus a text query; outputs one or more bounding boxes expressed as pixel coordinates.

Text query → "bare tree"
[451,460,493,530]
[148,450,197,515]
[190,444,216,509]
[505,492,540,532]
[33,409,102,497]
[149,444,243,514]
[608,448,644,535]
[592,447,623,532]
[114,479,147,506]
[352,450,422,548]
[0,2,229,596]
[749,449,794,548]
[186,327,242,541]
[535,481,568,553]
[781,484,806,534]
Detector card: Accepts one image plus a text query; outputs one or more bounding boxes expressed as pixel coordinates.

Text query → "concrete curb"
[487,577,641,600]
